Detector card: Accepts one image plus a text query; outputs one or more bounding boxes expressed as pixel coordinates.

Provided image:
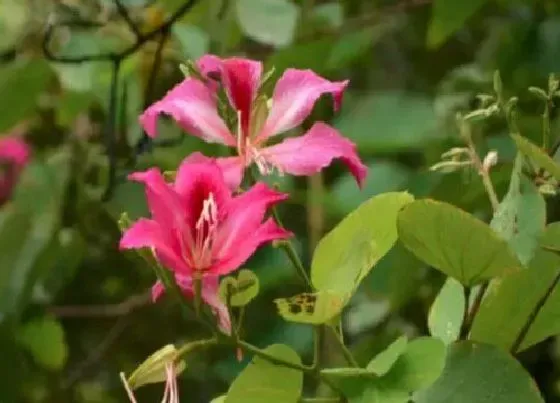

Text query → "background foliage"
[2,0,560,401]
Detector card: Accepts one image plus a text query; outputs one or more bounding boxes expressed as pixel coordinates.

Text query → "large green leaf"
[512,133,560,181]
[17,316,68,371]
[334,92,443,153]
[0,59,53,132]
[427,0,488,48]
[428,278,464,345]
[0,150,71,319]
[490,156,546,265]
[414,342,544,402]
[235,0,299,47]
[383,337,446,393]
[225,344,302,403]
[470,222,560,352]
[311,192,414,297]
[366,336,408,376]
[397,199,522,286]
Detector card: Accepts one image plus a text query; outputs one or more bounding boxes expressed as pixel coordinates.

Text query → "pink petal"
[211,217,292,276]
[220,58,263,137]
[139,78,235,146]
[257,69,349,142]
[174,153,232,227]
[0,136,30,167]
[120,219,190,275]
[211,183,290,276]
[129,168,186,228]
[261,122,367,187]
[197,54,223,78]
[216,156,245,191]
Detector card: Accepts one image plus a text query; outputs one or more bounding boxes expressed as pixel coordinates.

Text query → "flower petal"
[257,69,348,142]
[174,153,232,227]
[261,122,368,187]
[139,78,235,146]
[120,218,190,274]
[220,58,263,136]
[211,183,290,275]
[216,156,245,191]
[129,168,186,228]
[0,136,30,167]
[212,217,292,276]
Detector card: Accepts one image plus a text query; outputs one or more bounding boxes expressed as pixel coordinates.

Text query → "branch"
[43,0,197,63]
[49,291,151,318]
[114,0,142,39]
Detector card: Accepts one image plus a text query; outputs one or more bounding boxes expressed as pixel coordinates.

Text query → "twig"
[114,0,142,38]
[328,326,359,368]
[49,291,151,318]
[62,316,130,388]
[103,57,121,201]
[43,0,197,63]
[459,286,472,339]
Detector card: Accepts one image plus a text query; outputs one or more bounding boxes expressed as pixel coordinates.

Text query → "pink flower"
[119,153,291,326]
[0,136,30,204]
[140,55,367,190]
[152,274,231,334]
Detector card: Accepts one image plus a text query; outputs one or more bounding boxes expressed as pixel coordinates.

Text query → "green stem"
[235,340,314,372]
[329,326,358,367]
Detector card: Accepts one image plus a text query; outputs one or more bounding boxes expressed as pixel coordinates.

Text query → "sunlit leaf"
[414,342,544,403]
[225,344,302,403]
[219,269,260,307]
[397,199,522,286]
[312,192,414,296]
[274,291,347,324]
[366,336,408,376]
[428,278,464,345]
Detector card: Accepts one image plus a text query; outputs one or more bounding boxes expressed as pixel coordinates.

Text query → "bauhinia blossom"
[140,55,367,190]
[0,136,30,204]
[119,153,291,330]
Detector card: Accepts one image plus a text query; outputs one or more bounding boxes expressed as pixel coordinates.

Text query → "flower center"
[192,192,218,271]
[248,145,283,177]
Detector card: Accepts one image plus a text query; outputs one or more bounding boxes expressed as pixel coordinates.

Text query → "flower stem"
[459,286,472,340]
[329,326,359,367]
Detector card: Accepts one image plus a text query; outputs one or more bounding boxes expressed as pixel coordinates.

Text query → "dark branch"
[114,0,142,39]
[102,58,121,201]
[42,0,197,63]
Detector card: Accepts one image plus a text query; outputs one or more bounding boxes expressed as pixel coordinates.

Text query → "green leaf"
[490,155,546,265]
[512,133,560,181]
[211,396,227,403]
[427,0,488,48]
[266,38,334,77]
[428,278,464,344]
[312,3,343,29]
[0,59,53,132]
[334,92,443,153]
[367,336,408,376]
[17,316,68,371]
[384,337,446,392]
[312,192,414,296]
[0,0,29,52]
[127,344,186,390]
[225,344,302,403]
[274,291,346,324]
[173,23,210,60]
[0,149,71,319]
[414,342,544,403]
[219,269,260,307]
[235,0,299,47]
[397,199,522,286]
[541,222,560,252]
[470,242,560,352]
[330,161,411,216]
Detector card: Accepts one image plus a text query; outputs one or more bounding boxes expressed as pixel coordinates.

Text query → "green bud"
[529,86,548,100]
[126,344,186,390]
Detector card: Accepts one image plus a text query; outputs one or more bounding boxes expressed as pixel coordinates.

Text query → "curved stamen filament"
[193,192,218,270]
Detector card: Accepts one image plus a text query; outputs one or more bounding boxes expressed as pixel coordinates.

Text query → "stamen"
[193,193,218,270]
[250,146,278,176]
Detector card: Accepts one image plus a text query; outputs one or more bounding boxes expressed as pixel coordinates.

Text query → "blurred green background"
[2,0,560,401]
